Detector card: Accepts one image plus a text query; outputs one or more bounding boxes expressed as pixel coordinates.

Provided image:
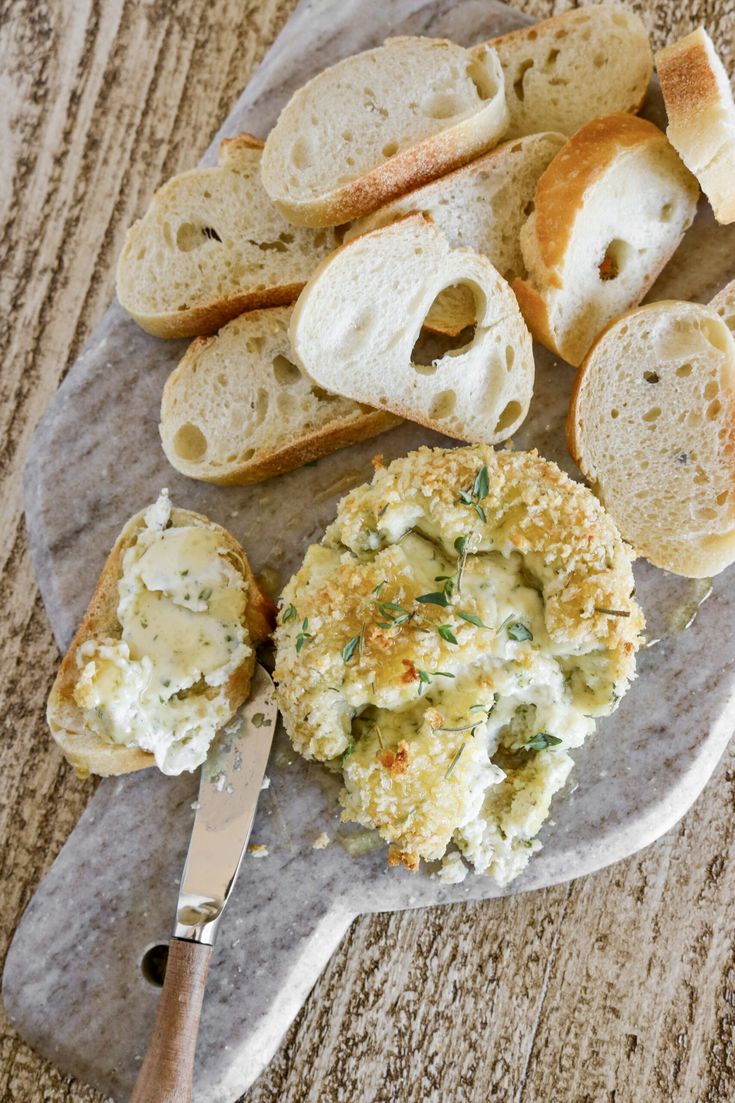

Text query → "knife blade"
[174,661,278,945]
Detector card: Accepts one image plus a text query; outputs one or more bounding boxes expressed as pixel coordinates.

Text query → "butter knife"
[130,663,278,1103]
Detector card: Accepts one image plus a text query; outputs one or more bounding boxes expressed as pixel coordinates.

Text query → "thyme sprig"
[457,464,490,522]
[525,732,563,752]
[295,619,313,653]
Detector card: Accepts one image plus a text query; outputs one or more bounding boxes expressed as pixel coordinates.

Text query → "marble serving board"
[6,1,735,1100]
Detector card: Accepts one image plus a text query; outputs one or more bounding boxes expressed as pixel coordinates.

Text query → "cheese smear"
[73,491,251,774]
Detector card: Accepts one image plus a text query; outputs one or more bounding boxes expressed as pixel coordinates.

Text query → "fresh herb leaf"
[525,732,563,752]
[282,603,297,623]
[507,621,533,642]
[416,591,450,607]
[419,669,432,684]
[379,601,405,613]
[444,743,466,779]
[342,634,361,663]
[474,503,487,523]
[457,610,488,629]
[473,464,489,501]
[438,625,458,645]
[372,580,387,597]
[454,535,468,556]
[458,490,474,505]
[295,618,313,653]
[198,586,213,602]
[341,737,356,766]
[594,606,631,617]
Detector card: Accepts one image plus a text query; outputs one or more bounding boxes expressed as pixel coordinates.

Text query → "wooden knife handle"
[130,938,213,1103]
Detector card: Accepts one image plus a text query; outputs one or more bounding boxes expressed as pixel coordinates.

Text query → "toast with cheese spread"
[47,492,274,776]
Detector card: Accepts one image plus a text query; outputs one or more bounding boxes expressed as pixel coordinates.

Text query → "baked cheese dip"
[72,491,252,774]
[274,445,644,884]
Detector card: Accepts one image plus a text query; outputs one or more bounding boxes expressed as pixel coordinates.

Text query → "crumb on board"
[248,843,268,858]
[312,832,331,850]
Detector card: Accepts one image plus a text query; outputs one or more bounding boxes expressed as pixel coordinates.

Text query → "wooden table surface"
[2,2,734,1100]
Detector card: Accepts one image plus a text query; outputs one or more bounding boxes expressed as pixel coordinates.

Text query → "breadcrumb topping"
[274,445,644,883]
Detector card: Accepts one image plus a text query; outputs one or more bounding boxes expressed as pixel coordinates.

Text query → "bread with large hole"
[345,132,565,336]
[513,114,699,367]
[480,5,653,139]
[567,300,735,578]
[160,306,400,485]
[656,28,735,226]
[116,134,339,339]
[289,215,534,444]
[260,37,509,228]
[47,492,275,776]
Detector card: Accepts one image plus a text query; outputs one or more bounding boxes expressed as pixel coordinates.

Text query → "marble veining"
[5,1,735,1100]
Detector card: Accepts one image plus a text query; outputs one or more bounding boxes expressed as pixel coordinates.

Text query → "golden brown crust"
[130,282,307,339]
[47,506,274,776]
[271,76,506,229]
[531,114,667,273]
[511,276,561,358]
[191,409,402,487]
[218,132,265,158]
[656,38,720,125]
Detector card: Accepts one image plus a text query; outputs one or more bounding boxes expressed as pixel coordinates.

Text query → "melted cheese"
[275,445,644,884]
[73,491,250,774]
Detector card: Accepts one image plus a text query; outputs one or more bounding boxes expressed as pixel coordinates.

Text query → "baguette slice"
[289,215,534,444]
[260,37,509,228]
[345,132,565,336]
[116,134,339,338]
[160,306,400,485]
[514,114,699,367]
[656,28,735,225]
[47,503,275,776]
[567,300,735,578]
[481,5,653,139]
[711,278,735,333]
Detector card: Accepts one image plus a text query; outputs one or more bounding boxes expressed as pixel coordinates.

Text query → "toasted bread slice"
[567,300,735,577]
[47,504,275,776]
[289,215,534,445]
[260,37,509,228]
[514,114,699,367]
[160,306,400,485]
[345,132,565,336]
[656,28,735,225]
[481,5,653,139]
[711,278,735,333]
[116,134,339,338]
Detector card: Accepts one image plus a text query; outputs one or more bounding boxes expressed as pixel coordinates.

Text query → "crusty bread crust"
[168,407,400,486]
[510,277,559,357]
[47,507,275,776]
[131,282,307,340]
[270,110,506,228]
[656,30,735,225]
[530,114,670,274]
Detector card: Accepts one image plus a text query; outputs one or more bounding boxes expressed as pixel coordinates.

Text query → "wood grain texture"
[1,2,733,1102]
[130,940,213,1103]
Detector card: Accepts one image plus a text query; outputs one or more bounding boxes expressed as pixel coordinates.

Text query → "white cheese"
[73,491,251,774]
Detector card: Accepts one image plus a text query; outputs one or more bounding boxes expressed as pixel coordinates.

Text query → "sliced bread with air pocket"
[567,300,735,578]
[289,214,534,445]
[160,306,400,485]
[514,113,699,367]
[260,37,509,228]
[345,131,565,337]
[116,134,339,338]
[480,5,653,139]
[656,28,735,225]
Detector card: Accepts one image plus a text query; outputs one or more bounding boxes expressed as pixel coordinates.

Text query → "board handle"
[130,938,212,1103]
